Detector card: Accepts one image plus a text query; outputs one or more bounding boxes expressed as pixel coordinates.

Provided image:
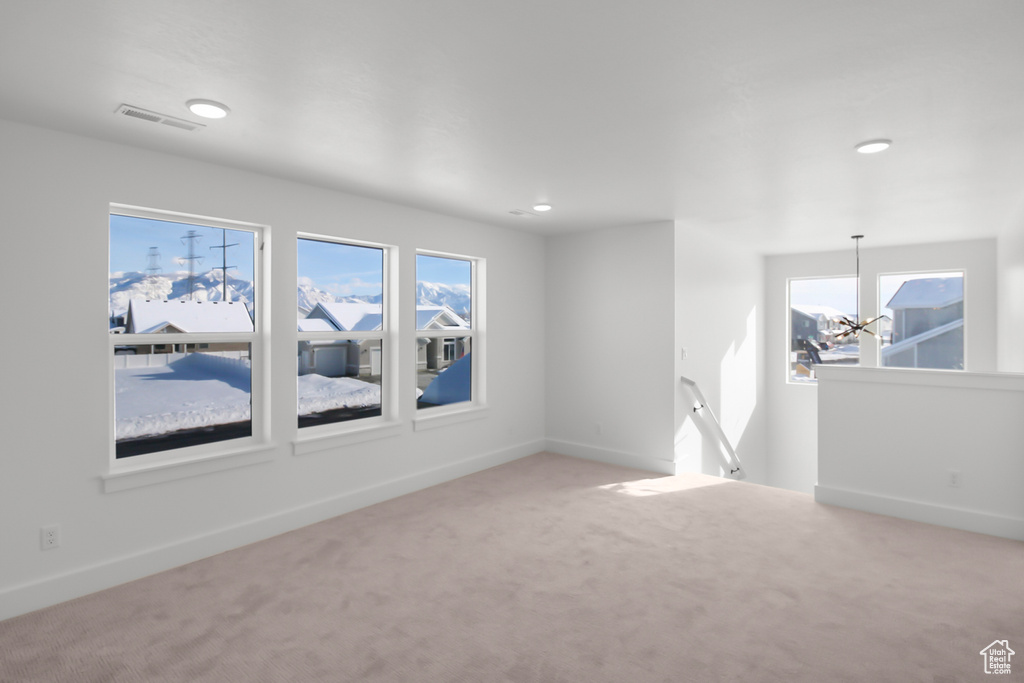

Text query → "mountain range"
[111,271,470,319]
[109,270,255,318]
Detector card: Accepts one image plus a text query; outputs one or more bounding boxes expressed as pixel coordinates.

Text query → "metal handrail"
[680,375,746,480]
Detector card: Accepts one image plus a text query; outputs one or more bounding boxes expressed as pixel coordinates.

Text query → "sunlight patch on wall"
[720,306,757,447]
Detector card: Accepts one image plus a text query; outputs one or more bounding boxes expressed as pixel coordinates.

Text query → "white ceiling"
[3,1,1023,254]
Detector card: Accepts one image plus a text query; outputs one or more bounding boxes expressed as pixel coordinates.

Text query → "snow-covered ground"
[789,344,860,382]
[818,343,859,363]
[115,354,380,440]
[296,373,381,416]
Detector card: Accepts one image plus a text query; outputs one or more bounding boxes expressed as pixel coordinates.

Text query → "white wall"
[997,219,1024,372]
[674,223,767,483]
[765,239,998,493]
[0,119,546,619]
[816,366,1024,541]
[543,220,767,483]
[544,222,677,472]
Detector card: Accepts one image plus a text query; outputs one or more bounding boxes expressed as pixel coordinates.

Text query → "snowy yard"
[789,343,859,382]
[115,353,380,441]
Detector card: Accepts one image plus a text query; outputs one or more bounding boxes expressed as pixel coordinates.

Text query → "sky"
[111,216,472,297]
[282,241,473,297]
[790,276,857,317]
[416,254,471,290]
[298,237,383,298]
[110,214,255,282]
[791,272,964,320]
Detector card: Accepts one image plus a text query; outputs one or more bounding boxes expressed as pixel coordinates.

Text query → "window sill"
[413,404,489,431]
[293,420,403,456]
[815,365,1024,391]
[103,442,277,493]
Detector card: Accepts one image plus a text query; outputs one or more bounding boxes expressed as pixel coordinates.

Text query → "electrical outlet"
[948,469,961,488]
[40,525,60,550]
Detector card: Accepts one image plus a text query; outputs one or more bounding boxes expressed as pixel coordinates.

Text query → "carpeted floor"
[1,452,1021,682]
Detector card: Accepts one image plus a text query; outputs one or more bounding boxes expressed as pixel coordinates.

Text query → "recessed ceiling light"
[855,139,892,154]
[532,204,552,212]
[186,99,231,119]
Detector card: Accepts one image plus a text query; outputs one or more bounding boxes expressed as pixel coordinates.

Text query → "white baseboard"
[0,439,544,622]
[544,438,676,475]
[814,484,1024,542]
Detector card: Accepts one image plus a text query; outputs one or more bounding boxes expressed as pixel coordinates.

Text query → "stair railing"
[679,375,746,480]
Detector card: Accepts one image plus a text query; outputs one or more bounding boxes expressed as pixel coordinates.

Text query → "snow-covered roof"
[350,313,382,331]
[297,318,336,332]
[416,305,469,330]
[126,298,253,333]
[310,302,383,332]
[885,277,963,310]
[305,302,468,331]
[792,304,849,321]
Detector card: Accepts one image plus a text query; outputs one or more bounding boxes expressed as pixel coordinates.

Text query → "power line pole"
[179,230,203,300]
[209,229,239,302]
[145,247,162,278]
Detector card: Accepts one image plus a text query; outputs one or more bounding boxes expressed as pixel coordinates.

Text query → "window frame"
[785,274,859,385]
[105,203,270,488]
[293,234,399,452]
[413,249,486,427]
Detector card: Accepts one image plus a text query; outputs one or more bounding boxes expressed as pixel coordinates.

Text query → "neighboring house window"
[109,207,260,459]
[879,272,964,370]
[297,236,387,428]
[416,252,478,409]
[788,277,859,383]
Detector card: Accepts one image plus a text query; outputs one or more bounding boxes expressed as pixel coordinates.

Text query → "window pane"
[297,238,384,329]
[416,336,471,408]
[114,343,252,458]
[879,272,964,370]
[110,214,256,333]
[789,277,859,382]
[416,254,471,329]
[297,340,383,427]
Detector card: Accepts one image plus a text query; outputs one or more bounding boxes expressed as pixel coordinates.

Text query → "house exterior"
[118,298,253,354]
[299,302,383,378]
[297,302,470,378]
[882,277,964,369]
[791,304,850,347]
[416,305,471,371]
[791,307,819,349]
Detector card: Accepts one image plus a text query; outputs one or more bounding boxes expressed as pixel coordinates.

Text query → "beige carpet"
[1,452,1021,682]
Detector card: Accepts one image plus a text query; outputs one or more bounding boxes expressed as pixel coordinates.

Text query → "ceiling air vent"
[508,209,539,218]
[115,104,205,132]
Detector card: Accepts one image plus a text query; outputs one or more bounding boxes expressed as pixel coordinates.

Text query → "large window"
[297,237,387,428]
[109,207,260,459]
[879,272,964,370]
[416,253,477,409]
[788,277,859,382]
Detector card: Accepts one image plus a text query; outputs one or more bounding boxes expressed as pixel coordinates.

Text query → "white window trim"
[414,250,486,422]
[785,274,856,386]
[787,269,969,386]
[293,234,399,449]
[107,204,271,490]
